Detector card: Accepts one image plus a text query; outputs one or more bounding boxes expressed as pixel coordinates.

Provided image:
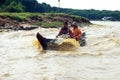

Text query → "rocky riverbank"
[0,13,91,31]
[0,15,38,31]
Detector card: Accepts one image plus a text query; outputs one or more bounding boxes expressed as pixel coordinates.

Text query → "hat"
[71,21,77,26]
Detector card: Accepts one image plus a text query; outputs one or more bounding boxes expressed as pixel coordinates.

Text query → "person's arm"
[56,28,62,37]
[68,29,73,38]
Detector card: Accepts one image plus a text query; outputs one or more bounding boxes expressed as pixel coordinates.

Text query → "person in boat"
[36,21,86,50]
[36,21,72,50]
[56,21,73,38]
[71,21,82,40]
[71,21,86,46]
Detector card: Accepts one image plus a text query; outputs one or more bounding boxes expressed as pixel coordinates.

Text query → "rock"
[19,24,38,30]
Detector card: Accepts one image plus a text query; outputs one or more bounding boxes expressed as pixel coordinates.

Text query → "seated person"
[56,21,73,38]
[71,21,82,41]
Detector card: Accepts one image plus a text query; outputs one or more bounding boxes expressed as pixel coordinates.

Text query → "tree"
[0,0,24,12]
[6,1,24,12]
[0,0,6,7]
[20,0,38,12]
[40,3,51,12]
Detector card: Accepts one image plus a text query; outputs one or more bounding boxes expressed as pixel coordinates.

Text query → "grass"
[0,12,43,21]
[0,12,90,28]
[40,21,63,28]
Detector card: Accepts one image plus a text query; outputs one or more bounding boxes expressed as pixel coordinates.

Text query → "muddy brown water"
[0,21,120,80]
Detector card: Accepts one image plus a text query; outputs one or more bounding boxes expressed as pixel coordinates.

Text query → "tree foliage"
[0,0,120,20]
[20,0,38,12]
[0,0,24,12]
[58,8,120,21]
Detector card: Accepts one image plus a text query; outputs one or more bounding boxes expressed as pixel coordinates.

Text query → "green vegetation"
[0,0,120,21]
[40,21,63,28]
[0,13,90,28]
[1,13,29,21]
[62,9,120,21]
[0,0,51,12]
[0,0,24,12]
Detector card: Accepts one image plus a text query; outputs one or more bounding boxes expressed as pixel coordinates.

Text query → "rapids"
[0,21,120,80]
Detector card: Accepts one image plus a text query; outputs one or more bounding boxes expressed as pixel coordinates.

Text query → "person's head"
[63,21,68,28]
[71,21,78,28]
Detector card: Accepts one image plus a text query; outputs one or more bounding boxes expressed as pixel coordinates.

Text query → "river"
[0,21,120,80]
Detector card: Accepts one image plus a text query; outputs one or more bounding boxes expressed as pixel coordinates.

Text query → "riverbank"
[0,13,90,31]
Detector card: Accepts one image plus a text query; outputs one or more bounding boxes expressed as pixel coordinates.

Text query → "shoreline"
[0,13,91,31]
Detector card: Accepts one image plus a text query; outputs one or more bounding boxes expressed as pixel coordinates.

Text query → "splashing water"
[0,22,120,80]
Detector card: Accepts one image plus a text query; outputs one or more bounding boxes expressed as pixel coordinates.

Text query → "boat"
[36,32,86,50]
[101,17,115,21]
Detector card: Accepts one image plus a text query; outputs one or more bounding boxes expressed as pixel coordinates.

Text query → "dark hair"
[71,24,78,27]
[63,21,68,25]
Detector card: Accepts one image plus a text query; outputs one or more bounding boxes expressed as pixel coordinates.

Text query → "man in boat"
[71,21,82,40]
[56,21,73,38]
[56,21,86,46]
[36,21,72,50]
[71,21,86,46]
[36,21,86,50]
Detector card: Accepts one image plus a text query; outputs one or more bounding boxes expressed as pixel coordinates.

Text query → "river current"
[0,21,120,80]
